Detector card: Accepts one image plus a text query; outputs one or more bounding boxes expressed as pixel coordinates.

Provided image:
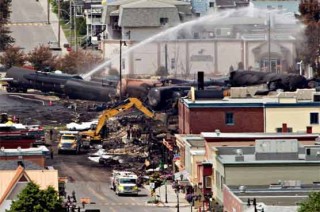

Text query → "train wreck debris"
[229,70,309,91]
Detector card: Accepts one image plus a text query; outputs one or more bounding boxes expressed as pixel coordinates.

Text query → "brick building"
[178,98,267,134]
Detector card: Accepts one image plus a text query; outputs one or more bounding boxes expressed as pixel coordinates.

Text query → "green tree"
[0,46,26,68]
[57,50,102,74]
[7,181,63,212]
[298,0,320,76]
[27,45,57,71]
[299,192,320,212]
[0,0,15,50]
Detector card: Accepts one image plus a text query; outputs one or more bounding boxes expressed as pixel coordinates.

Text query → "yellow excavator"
[80,98,164,146]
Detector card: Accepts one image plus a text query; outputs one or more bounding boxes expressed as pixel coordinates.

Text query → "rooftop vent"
[239,185,246,193]
[235,149,244,161]
[215,129,220,136]
[17,161,24,168]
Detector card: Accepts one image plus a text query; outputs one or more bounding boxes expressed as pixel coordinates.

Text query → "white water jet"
[82,6,301,80]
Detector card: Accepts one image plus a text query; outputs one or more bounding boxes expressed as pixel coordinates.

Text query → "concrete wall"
[190,154,205,184]
[212,151,225,203]
[0,156,45,167]
[216,41,242,74]
[102,38,297,77]
[225,165,320,185]
[223,185,243,212]
[266,107,320,133]
[122,27,165,42]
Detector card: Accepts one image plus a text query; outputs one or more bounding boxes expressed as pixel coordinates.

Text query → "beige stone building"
[209,140,320,204]
[101,12,301,77]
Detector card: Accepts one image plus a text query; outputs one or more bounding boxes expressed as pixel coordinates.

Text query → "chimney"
[282,123,288,133]
[197,71,204,90]
[17,161,24,168]
[307,126,312,134]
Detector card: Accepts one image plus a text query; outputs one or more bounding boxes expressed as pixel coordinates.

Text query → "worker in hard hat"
[5,118,13,126]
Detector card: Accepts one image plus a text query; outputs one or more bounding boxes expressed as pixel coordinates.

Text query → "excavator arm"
[82,98,156,142]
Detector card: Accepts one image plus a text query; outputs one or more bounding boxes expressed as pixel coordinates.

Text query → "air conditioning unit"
[313,93,320,102]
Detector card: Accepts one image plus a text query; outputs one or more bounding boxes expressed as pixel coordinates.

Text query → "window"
[205,176,212,188]
[276,128,292,133]
[225,112,234,125]
[160,18,168,25]
[215,171,220,188]
[310,113,319,124]
[209,2,214,7]
[171,58,175,69]
[193,32,200,39]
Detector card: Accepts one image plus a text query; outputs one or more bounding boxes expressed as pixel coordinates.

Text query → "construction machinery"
[80,97,163,146]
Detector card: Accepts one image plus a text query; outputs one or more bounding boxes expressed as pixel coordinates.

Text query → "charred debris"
[3,66,320,178]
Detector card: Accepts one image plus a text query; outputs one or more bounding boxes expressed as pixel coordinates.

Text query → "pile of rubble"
[88,115,175,178]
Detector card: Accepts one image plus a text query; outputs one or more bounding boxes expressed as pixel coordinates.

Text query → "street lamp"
[175,185,180,212]
[57,8,72,49]
[164,178,168,203]
[119,40,127,100]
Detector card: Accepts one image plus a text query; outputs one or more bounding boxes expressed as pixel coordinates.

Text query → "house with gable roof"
[0,161,58,211]
[101,0,193,41]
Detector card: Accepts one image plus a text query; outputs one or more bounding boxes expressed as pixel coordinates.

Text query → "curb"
[145,202,190,208]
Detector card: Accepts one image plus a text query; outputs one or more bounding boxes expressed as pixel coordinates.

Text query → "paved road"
[46,148,173,212]
[0,90,176,211]
[9,0,61,53]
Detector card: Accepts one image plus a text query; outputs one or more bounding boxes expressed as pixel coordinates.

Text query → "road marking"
[103,202,146,206]
[5,22,48,27]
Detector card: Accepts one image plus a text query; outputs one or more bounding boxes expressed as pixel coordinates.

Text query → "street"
[46,147,175,212]
[0,90,187,212]
[9,0,58,52]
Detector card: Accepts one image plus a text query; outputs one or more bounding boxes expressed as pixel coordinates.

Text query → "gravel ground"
[0,90,102,127]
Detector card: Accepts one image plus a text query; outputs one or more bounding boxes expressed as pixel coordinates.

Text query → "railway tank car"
[5,66,83,94]
[24,71,83,94]
[64,79,116,102]
[5,66,34,92]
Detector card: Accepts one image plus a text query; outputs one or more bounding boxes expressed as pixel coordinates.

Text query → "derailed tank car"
[147,86,191,110]
[5,66,83,94]
[229,70,308,91]
[5,67,34,92]
[24,71,83,94]
[64,79,116,102]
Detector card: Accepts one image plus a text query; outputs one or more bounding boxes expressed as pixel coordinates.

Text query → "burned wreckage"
[3,66,315,110]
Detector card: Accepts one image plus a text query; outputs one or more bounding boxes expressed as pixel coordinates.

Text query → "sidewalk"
[144,182,192,212]
[39,0,69,55]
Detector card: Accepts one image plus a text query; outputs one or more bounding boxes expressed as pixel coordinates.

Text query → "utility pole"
[119,40,123,100]
[57,0,61,48]
[268,13,271,72]
[74,2,77,51]
[91,1,93,50]
[47,0,50,24]
[165,43,168,76]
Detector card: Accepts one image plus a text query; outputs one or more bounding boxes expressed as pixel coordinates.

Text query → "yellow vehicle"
[80,98,158,145]
[58,131,81,154]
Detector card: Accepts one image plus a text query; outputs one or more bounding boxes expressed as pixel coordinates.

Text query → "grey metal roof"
[119,6,180,27]
[215,0,236,7]
[122,0,176,8]
[0,160,42,170]
[228,184,320,207]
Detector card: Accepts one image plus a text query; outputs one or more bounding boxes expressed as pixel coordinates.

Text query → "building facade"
[179,89,320,134]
